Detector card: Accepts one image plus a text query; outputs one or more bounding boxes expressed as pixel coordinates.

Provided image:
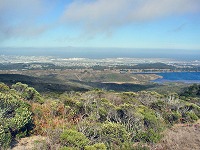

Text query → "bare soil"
[11,136,46,150]
[151,120,200,150]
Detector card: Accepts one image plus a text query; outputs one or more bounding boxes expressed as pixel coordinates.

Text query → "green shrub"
[188,104,200,118]
[60,129,89,148]
[0,85,34,148]
[85,143,107,150]
[0,125,12,149]
[164,112,181,125]
[150,100,165,111]
[98,107,108,122]
[183,111,198,122]
[0,83,9,92]
[59,146,78,150]
[142,109,162,131]
[135,129,162,143]
[10,107,33,133]
[12,82,44,104]
[100,122,129,148]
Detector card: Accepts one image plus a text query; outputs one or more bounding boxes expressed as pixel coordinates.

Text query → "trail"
[74,73,82,81]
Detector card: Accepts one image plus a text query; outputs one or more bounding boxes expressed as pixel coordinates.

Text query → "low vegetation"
[0,82,199,149]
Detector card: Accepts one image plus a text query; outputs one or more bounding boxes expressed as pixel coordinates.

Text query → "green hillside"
[0,82,199,149]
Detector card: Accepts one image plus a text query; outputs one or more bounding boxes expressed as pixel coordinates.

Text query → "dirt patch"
[11,136,46,150]
[151,120,200,150]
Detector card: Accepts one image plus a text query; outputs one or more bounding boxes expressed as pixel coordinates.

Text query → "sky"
[0,0,200,50]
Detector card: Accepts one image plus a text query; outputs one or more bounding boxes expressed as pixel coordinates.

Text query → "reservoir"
[152,72,200,83]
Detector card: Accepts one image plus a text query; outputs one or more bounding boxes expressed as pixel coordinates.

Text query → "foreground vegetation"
[0,82,200,149]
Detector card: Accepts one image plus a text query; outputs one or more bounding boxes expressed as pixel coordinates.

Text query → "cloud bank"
[62,0,200,35]
[0,0,200,40]
[0,0,52,39]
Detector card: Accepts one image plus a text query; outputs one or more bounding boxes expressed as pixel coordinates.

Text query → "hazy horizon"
[0,47,200,60]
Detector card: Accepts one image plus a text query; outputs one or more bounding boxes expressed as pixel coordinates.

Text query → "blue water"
[153,72,200,83]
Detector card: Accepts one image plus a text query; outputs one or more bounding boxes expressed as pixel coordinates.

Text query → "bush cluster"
[1,82,199,149]
[0,83,34,149]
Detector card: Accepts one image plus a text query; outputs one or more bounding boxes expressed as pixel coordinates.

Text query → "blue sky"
[0,0,200,50]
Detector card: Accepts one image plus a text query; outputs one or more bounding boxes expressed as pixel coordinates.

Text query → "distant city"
[0,55,199,73]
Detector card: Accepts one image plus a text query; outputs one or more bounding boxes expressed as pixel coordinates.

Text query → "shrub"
[59,147,78,150]
[85,143,107,150]
[133,143,150,150]
[183,111,198,122]
[60,129,89,148]
[164,112,181,125]
[46,128,63,147]
[0,83,9,92]
[100,122,129,148]
[10,107,33,134]
[135,129,162,143]
[188,104,200,118]
[0,85,34,148]
[150,100,165,111]
[0,125,12,149]
[142,109,162,131]
[12,82,44,104]
[98,107,108,122]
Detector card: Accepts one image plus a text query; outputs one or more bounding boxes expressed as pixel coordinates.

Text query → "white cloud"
[130,0,200,20]
[0,0,44,13]
[1,0,199,40]
[61,0,200,35]
[0,0,52,39]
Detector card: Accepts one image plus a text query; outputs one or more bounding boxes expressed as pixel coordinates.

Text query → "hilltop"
[0,82,199,149]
